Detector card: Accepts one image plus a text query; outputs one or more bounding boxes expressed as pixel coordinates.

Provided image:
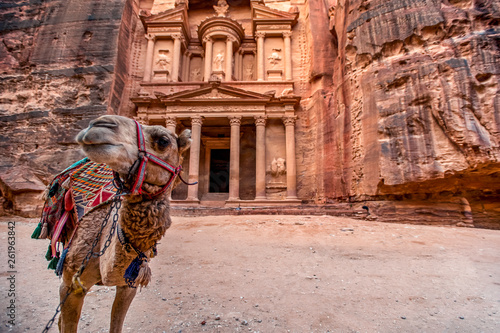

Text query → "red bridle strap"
[128,121,183,199]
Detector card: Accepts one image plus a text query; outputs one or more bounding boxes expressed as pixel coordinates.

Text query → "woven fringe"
[123,252,150,288]
[39,222,48,239]
[55,248,68,276]
[61,177,71,190]
[31,222,42,239]
[40,187,49,201]
[135,261,152,289]
[45,244,52,261]
[47,252,60,270]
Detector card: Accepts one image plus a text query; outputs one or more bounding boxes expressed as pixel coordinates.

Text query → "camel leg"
[58,282,86,333]
[109,286,137,333]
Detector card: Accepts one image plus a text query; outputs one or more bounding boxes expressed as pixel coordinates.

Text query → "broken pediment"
[141,3,190,37]
[252,3,299,25]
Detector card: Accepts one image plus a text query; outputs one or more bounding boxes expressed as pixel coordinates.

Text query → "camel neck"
[118,194,172,253]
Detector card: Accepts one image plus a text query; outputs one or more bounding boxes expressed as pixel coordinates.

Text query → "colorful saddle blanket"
[35,158,118,244]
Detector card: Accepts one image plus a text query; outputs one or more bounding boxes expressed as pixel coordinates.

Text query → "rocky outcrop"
[0,0,137,216]
[303,0,500,227]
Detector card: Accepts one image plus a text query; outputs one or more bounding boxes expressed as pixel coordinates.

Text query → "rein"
[114,120,196,199]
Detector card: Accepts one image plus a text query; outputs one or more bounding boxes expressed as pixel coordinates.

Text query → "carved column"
[228,116,241,201]
[187,116,203,201]
[164,116,177,133]
[203,37,213,81]
[255,116,267,200]
[172,34,182,82]
[225,37,234,81]
[164,116,177,199]
[182,52,191,82]
[283,31,293,81]
[235,50,241,81]
[143,34,155,82]
[256,32,265,81]
[283,116,298,200]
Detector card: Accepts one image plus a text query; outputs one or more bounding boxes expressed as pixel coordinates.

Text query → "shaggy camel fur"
[57,115,191,332]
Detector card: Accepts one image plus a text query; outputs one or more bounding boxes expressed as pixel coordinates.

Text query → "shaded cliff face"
[0,0,136,215]
[304,0,500,220]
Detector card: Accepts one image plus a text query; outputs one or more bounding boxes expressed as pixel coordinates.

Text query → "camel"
[56,115,191,332]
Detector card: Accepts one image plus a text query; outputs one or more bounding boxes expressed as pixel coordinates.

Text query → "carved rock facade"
[0,0,498,227]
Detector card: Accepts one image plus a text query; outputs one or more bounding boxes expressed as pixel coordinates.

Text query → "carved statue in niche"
[156,50,171,70]
[213,51,224,71]
[190,67,202,81]
[270,158,286,177]
[244,63,253,80]
[213,0,229,17]
[267,48,282,68]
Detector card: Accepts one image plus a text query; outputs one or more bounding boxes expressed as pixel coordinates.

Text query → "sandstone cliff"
[302,0,500,227]
[1,0,498,227]
[0,0,138,216]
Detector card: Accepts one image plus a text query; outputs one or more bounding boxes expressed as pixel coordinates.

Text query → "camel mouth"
[91,120,118,129]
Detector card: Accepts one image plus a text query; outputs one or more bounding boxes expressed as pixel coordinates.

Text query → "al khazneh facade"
[130,0,301,206]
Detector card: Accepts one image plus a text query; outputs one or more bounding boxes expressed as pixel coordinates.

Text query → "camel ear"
[177,129,191,155]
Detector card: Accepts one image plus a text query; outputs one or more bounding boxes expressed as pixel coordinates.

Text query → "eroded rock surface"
[0,0,138,216]
[302,0,499,227]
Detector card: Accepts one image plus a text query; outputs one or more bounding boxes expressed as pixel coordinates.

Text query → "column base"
[255,196,267,200]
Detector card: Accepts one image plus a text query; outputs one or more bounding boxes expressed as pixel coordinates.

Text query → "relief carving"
[156,50,171,70]
[213,51,225,71]
[244,63,254,81]
[213,0,229,17]
[268,48,282,68]
[190,67,202,81]
[270,158,286,177]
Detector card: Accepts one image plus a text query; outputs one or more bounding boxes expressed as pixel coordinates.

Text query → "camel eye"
[157,136,170,149]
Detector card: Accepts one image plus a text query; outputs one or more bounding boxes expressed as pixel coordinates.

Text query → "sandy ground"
[0,215,499,333]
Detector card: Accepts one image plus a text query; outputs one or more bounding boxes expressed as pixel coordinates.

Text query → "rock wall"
[304,0,500,227]
[1,0,499,226]
[0,0,137,216]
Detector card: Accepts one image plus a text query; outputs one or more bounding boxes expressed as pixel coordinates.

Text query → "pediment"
[158,84,272,102]
[141,5,189,27]
[252,3,299,22]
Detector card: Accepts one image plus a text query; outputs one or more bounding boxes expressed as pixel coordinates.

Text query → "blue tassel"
[123,252,147,288]
[55,248,68,276]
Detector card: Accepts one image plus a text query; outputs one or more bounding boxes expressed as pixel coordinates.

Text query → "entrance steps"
[171,203,365,218]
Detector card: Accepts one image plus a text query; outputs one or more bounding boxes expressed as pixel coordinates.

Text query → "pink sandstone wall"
[303,0,500,226]
[0,0,137,216]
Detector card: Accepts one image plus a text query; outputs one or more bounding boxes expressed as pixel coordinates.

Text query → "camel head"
[76,115,191,191]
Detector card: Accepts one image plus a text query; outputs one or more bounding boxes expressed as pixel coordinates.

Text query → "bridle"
[113,120,195,199]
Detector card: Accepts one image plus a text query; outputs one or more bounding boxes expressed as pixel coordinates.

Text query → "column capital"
[254,115,267,126]
[191,116,203,126]
[203,36,213,44]
[229,116,242,126]
[282,31,292,38]
[163,115,177,127]
[145,33,155,41]
[171,33,182,40]
[282,116,297,126]
[255,31,266,39]
[227,35,237,43]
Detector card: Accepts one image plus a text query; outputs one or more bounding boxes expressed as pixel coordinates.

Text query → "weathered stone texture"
[1,0,499,225]
[309,0,500,224]
[0,0,135,216]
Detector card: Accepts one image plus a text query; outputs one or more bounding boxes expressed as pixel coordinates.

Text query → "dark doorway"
[209,149,230,193]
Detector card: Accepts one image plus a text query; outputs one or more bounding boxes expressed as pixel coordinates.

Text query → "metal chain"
[41,193,122,332]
